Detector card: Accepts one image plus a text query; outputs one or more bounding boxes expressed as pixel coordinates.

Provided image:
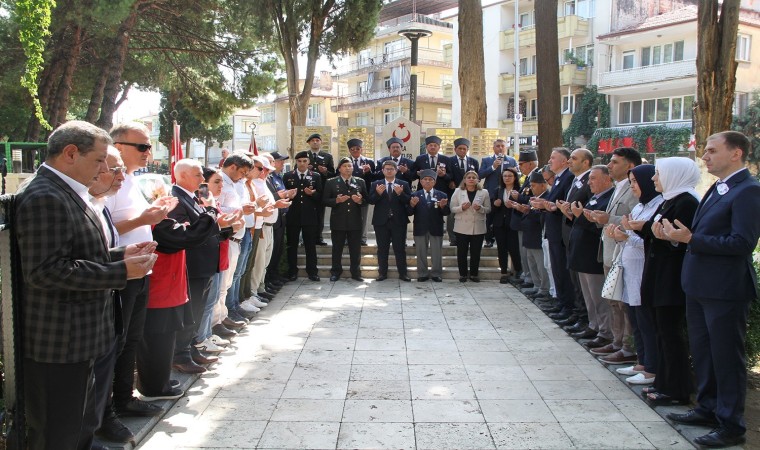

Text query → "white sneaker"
[246,296,268,308]
[626,373,655,385]
[194,338,224,353]
[616,365,644,376]
[209,334,230,346]
[239,300,261,313]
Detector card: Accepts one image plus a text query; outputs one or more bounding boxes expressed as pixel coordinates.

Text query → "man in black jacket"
[283,151,323,281]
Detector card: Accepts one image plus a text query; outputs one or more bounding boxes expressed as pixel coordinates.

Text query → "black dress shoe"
[459,276,467,282]
[519,282,534,289]
[351,276,365,282]
[548,311,571,320]
[172,361,206,374]
[500,275,510,284]
[265,283,281,293]
[170,379,180,389]
[91,444,109,450]
[418,276,429,282]
[235,306,257,320]
[212,323,238,338]
[666,409,720,427]
[694,428,745,447]
[399,275,411,282]
[287,273,298,281]
[583,337,612,349]
[308,275,321,281]
[431,277,443,282]
[329,275,340,281]
[114,398,163,417]
[257,291,275,301]
[563,322,588,333]
[376,275,387,281]
[361,240,368,246]
[222,317,245,330]
[97,411,135,443]
[316,240,328,246]
[554,315,578,326]
[469,276,480,282]
[570,328,597,339]
[484,241,494,248]
[191,348,219,365]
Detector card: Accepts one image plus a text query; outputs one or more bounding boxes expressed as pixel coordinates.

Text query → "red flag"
[248,126,259,156]
[170,121,183,183]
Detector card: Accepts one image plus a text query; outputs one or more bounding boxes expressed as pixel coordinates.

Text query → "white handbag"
[601,248,625,301]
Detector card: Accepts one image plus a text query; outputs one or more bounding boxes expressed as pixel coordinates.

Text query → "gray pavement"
[135,279,697,449]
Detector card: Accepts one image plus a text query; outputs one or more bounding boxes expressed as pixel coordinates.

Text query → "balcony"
[337,47,452,78]
[598,59,697,91]
[332,84,450,112]
[499,64,586,95]
[501,15,588,50]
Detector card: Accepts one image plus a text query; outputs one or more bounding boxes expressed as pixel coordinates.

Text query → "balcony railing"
[337,47,452,77]
[376,13,454,35]
[333,83,450,112]
[598,59,697,89]
[501,15,588,50]
[499,64,586,94]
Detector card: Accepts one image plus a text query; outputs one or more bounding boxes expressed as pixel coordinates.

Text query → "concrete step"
[306,240,500,257]
[296,265,505,280]
[297,254,503,268]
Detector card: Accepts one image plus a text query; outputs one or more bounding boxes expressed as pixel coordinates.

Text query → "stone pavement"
[136,279,696,450]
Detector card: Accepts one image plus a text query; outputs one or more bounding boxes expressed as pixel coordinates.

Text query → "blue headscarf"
[630,164,658,205]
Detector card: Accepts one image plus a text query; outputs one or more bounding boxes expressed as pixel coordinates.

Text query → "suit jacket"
[479,154,517,196]
[682,169,760,301]
[411,153,452,194]
[521,190,548,249]
[350,156,376,187]
[368,178,411,226]
[599,179,638,266]
[567,188,613,274]
[169,185,222,279]
[636,192,698,307]
[450,188,491,235]
[450,156,480,187]
[543,168,574,242]
[15,165,127,363]
[492,185,519,229]
[308,150,336,183]
[282,170,322,225]
[322,176,368,231]
[376,156,414,185]
[408,189,451,236]
[509,171,537,231]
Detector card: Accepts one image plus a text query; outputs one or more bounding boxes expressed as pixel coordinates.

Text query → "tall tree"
[253,0,382,154]
[457,0,487,131]
[534,0,563,163]
[696,0,741,155]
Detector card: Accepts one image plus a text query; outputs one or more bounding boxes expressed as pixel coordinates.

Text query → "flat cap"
[453,138,471,148]
[529,170,547,184]
[519,149,538,162]
[386,137,404,148]
[346,138,363,148]
[419,169,437,180]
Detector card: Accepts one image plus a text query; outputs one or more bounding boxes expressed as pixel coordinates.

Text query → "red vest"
[147,250,189,309]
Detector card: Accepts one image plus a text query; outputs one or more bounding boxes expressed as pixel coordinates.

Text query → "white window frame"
[622,50,635,70]
[737,34,752,61]
[260,107,275,123]
[383,107,402,124]
[562,95,575,114]
[307,103,321,121]
[519,11,534,27]
[618,95,696,125]
[437,108,451,125]
[355,112,369,126]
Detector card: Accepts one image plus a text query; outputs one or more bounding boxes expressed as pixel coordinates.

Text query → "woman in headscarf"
[623,157,700,403]
[607,164,662,387]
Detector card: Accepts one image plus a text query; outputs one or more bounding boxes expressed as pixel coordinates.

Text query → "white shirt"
[103,173,153,246]
[241,178,257,228]
[253,178,276,226]
[91,196,118,247]
[217,171,245,238]
[43,163,91,206]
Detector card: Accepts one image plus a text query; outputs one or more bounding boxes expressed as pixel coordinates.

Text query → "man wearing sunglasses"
[101,123,178,437]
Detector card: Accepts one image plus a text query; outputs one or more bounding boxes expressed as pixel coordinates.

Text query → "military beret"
[337,156,353,168]
[519,149,538,162]
[419,169,437,180]
[425,135,442,145]
[346,138,363,148]
[386,137,404,148]
[306,133,322,143]
[529,170,547,184]
[453,138,470,148]
[294,150,310,160]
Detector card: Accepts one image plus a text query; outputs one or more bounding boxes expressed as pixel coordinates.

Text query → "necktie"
[387,182,393,198]
[300,173,305,181]
[460,158,465,170]
[431,156,436,168]
[426,191,431,201]
[103,206,117,247]
[393,158,398,163]
[354,159,359,170]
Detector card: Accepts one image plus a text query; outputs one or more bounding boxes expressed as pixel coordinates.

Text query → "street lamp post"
[399,27,432,123]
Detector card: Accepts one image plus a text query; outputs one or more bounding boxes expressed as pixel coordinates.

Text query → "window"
[642,41,684,67]
[384,76,391,91]
[576,0,595,18]
[437,108,451,125]
[683,95,695,120]
[573,45,594,66]
[618,103,630,124]
[737,34,751,61]
[630,101,642,123]
[622,51,634,69]
[564,1,575,16]
[307,103,321,121]
[562,95,575,114]
[383,107,401,124]
[670,97,683,121]
[618,95,696,124]
[358,81,367,95]
[641,47,650,67]
[241,118,256,133]
[529,98,538,118]
[358,49,371,66]
[519,58,528,76]
[260,107,275,123]
[355,112,369,126]
[643,99,656,122]
[656,98,669,122]
[384,39,406,60]
[519,11,534,27]
[674,41,684,61]
[260,135,276,152]
[734,92,750,116]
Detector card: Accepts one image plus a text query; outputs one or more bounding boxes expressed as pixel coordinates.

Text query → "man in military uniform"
[376,137,414,186]
[283,151,322,281]
[347,138,375,245]
[305,133,335,245]
[322,157,368,281]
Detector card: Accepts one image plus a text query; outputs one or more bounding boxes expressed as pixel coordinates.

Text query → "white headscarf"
[654,157,702,201]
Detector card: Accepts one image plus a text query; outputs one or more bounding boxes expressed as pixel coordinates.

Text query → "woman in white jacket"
[450,170,491,282]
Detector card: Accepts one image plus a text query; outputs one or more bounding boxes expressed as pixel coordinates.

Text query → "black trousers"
[653,305,692,401]
[136,327,176,397]
[174,276,212,362]
[493,225,521,274]
[91,338,118,435]
[330,229,362,277]
[375,223,408,277]
[287,224,318,276]
[485,209,495,243]
[316,205,326,240]
[455,232,485,276]
[635,304,659,374]
[24,357,97,450]
[266,222,286,282]
[111,276,148,407]
[562,223,586,319]
[547,238,574,313]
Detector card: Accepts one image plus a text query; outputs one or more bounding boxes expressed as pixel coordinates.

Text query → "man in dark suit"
[532,148,576,319]
[376,137,414,186]
[479,139,518,247]
[408,169,450,282]
[447,137,479,245]
[412,135,452,195]
[15,121,157,450]
[663,131,760,448]
[347,138,375,245]
[283,151,323,281]
[323,157,368,281]
[567,165,614,350]
[306,133,335,244]
[368,160,412,281]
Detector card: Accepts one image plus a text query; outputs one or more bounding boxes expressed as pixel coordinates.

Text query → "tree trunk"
[696,0,740,156]
[95,8,139,130]
[457,0,487,131]
[85,68,108,123]
[534,0,563,164]
[48,25,83,129]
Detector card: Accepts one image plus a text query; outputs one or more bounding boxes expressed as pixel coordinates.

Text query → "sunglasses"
[253,165,264,170]
[115,142,152,152]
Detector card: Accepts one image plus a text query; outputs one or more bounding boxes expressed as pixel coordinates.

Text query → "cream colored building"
[332,11,455,156]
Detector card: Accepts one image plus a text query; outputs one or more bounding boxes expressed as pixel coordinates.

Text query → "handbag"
[601,247,624,301]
